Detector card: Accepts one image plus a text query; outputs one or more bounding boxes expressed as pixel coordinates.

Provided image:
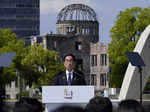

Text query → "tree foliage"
[109,7,150,88]
[0,29,64,88]
[22,44,64,86]
[0,29,17,49]
[0,29,27,85]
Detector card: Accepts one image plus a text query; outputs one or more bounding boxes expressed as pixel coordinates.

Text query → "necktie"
[68,72,72,85]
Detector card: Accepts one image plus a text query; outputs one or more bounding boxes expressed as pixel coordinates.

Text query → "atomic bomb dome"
[56,4,99,43]
[57,4,97,21]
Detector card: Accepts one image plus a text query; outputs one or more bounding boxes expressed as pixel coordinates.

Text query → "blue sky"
[40,0,150,44]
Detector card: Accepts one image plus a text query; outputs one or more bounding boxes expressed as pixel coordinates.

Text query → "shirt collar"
[66,70,74,74]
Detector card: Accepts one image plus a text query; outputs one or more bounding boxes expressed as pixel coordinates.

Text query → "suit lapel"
[61,71,68,85]
[71,72,78,85]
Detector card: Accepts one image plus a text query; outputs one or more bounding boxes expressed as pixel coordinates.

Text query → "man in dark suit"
[53,53,86,85]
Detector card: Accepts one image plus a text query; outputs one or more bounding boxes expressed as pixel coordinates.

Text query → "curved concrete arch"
[119,25,150,100]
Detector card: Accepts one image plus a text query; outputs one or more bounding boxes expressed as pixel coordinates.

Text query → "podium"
[42,86,94,112]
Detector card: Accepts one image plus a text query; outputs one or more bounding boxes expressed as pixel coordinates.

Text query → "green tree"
[0,29,64,88]
[0,29,64,92]
[0,29,17,49]
[109,7,150,88]
[0,29,16,85]
[0,29,27,85]
[22,44,64,87]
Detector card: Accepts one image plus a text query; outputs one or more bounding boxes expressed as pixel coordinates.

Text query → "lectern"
[42,86,94,112]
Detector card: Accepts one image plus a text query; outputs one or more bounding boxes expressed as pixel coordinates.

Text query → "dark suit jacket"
[53,70,86,85]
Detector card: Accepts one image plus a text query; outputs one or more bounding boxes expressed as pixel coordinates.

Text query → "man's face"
[64,56,75,72]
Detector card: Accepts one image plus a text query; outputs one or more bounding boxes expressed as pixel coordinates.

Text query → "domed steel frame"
[57,4,97,21]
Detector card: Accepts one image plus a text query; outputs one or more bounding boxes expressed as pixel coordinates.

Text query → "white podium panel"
[42,86,94,103]
[42,86,94,112]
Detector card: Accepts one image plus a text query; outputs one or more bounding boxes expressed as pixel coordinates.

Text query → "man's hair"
[52,105,85,112]
[117,99,145,112]
[63,53,76,61]
[85,96,113,112]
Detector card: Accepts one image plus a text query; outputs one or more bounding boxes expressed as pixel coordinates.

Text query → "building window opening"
[100,73,106,86]
[75,42,82,50]
[82,28,85,34]
[91,74,97,86]
[54,41,57,49]
[100,54,107,66]
[67,26,73,33]
[91,55,97,66]
[85,28,89,34]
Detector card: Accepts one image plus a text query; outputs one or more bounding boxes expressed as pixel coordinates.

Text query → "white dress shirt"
[66,70,73,81]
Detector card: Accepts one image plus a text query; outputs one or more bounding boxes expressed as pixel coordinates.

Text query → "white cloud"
[40,0,91,15]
